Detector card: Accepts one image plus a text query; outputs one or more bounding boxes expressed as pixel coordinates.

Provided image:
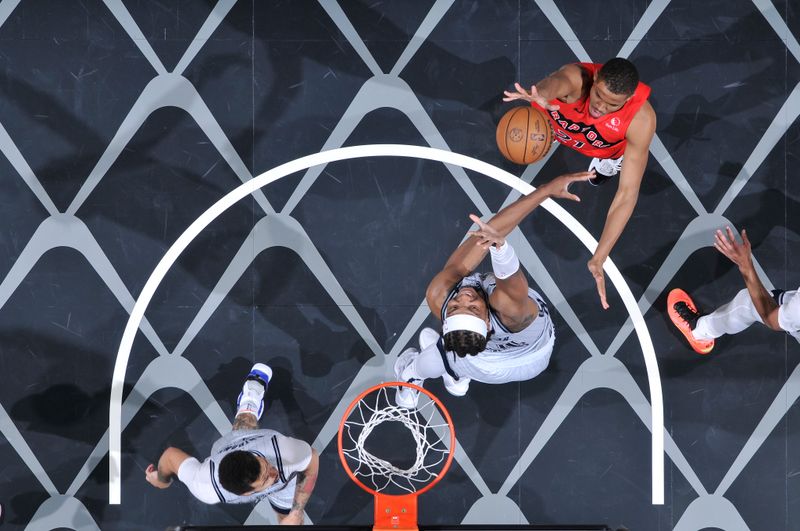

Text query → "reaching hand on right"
[714,227,754,273]
[539,171,596,202]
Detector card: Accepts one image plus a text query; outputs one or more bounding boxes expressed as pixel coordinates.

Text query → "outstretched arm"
[279,449,320,525]
[588,101,656,309]
[503,64,584,109]
[426,171,594,317]
[145,447,193,489]
[714,227,780,330]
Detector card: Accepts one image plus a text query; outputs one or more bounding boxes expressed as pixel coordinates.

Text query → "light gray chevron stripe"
[247,495,314,525]
[715,362,800,496]
[24,495,100,531]
[0,0,21,28]
[715,81,800,216]
[66,355,231,497]
[102,0,167,75]
[752,0,800,64]
[0,402,57,495]
[171,213,385,360]
[462,494,528,524]
[509,229,603,357]
[649,134,707,216]
[617,0,672,59]
[497,355,706,498]
[281,75,491,216]
[0,215,169,357]
[67,74,274,216]
[390,0,455,77]
[603,213,735,358]
[673,494,750,531]
[532,0,591,62]
[319,0,383,76]
[517,143,561,188]
[173,0,237,76]
[0,119,58,215]
[386,303,432,359]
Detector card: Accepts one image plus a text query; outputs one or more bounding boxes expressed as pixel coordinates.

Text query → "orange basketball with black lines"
[496,106,554,164]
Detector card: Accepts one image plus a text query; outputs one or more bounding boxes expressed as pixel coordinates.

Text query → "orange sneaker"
[667,288,714,354]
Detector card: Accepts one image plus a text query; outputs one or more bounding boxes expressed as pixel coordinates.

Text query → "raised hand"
[714,227,754,272]
[587,256,609,310]
[502,83,560,111]
[467,214,506,249]
[540,171,596,201]
[145,464,173,489]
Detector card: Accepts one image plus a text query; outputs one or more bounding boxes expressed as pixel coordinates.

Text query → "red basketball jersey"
[532,62,651,159]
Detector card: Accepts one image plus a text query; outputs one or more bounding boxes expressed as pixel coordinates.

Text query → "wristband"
[490,241,520,279]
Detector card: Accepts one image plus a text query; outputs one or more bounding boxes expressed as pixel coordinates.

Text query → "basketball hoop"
[338,382,456,531]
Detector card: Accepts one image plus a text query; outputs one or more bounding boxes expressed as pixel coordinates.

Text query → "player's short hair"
[443,329,494,357]
[218,450,261,495]
[597,58,639,96]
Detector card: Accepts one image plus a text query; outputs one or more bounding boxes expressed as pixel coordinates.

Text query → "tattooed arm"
[279,448,320,525]
[232,412,259,431]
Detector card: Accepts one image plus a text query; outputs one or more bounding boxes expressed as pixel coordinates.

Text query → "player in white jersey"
[395,170,595,407]
[144,364,319,524]
[668,227,800,354]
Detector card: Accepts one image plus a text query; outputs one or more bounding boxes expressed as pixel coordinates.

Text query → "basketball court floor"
[1,0,799,530]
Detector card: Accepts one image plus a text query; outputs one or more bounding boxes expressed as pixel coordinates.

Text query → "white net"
[340,384,453,494]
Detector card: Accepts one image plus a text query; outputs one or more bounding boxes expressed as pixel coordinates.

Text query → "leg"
[419,327,470,396]
[396,341,449,381]
[232,412,259,431]
[394,335,452,408]
[693,288,763,340]
[233,363,272,430]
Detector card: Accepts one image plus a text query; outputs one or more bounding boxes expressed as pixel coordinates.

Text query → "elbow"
[163,446,180,457]
[767,319,783,332]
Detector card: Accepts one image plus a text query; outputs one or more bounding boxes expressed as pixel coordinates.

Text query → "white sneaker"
[442,373,470,396]
[588,156,623,185]
[394,348,422,409]
[236,363,272,420]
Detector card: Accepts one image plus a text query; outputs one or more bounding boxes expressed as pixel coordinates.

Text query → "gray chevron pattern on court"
[0,0,797,529]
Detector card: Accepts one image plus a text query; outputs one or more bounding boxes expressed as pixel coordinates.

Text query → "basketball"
[495,106,554,164]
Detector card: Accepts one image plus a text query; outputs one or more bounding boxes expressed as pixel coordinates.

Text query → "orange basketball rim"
[337,381,456,531]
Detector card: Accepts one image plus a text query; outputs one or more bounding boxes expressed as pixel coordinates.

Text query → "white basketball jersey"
[179,429,312,505]
[440,272,555,383]
[777,288,800,339]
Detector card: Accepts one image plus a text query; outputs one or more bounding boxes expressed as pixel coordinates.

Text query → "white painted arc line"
[109,144,664,505]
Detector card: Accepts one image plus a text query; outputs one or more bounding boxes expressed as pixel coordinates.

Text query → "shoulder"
[274,434,313,470]
[778,290,800,332]
[176,457,220,505]
[558,63,589,89]
[627,101,656,142]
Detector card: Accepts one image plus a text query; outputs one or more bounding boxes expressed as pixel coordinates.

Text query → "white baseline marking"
[109,144,664,505]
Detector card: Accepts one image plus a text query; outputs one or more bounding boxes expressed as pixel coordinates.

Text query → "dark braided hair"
[218,451,261,495]
[444,329,494,357]
[597,58,639,96]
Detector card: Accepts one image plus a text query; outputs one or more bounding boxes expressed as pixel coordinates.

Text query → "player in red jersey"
[503,58,656,309]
